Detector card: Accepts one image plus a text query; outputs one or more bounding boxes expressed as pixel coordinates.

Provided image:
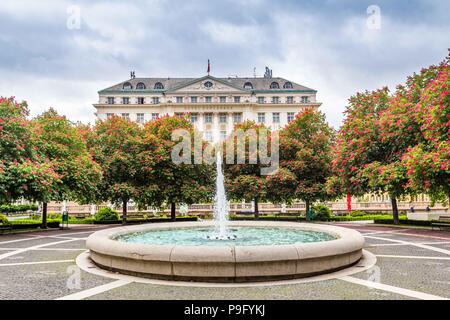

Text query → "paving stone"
[85,279,412,300]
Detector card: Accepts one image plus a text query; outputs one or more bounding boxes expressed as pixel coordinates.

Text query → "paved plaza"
[1,223,450,300]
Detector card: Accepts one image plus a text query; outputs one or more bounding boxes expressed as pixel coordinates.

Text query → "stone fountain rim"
[86,221,364,263]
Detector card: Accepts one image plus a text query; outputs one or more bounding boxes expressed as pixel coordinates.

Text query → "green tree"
[91,115,142,224]
[140,115,213,221]
[277,110,335,218]
[224,121,275,218]
[30,109,101,228]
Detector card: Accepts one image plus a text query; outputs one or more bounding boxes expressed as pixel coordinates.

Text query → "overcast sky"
[0,0,449,127]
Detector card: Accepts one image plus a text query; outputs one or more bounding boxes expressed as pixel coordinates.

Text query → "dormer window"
[243,82,253,89]
[136,82,146,90]
[270,82,280,89]
[154,82,164,90]
[283,82,293,89]
[123,82,132,90]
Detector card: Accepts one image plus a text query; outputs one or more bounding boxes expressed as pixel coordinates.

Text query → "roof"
[98,75,317,94]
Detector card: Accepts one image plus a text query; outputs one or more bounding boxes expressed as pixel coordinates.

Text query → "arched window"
[123,82,133,90]
[243,82,253,89]
[283,82,293,89]
[270,82,280,89]
[154,82,164,90]
[136,82,146,90]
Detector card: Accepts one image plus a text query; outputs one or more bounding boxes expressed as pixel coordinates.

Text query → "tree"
[276,110,335,218]
[90,115,142,224]
[332,88,407,223]
[224,121,275,218]
[0,98,61,211]
[402,61,450,205]
[30,109,101,228]
[140,115,213,221]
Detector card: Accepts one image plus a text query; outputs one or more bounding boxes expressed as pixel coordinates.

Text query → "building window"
[107,97,115,104]
[205,96,212,103]
[123,82,132,90]
[204,113,213,124]
[204,81,213,88]
[219,96,226,103]
[257,97,265,104]
[220,131,227,140]
[219,113,227,123]
[270,82,280,89]
[122,97,129,104]
[287,112,295,122]
[301,96,309,103]
[152,97,160,104]
[137,97,144,104]
[287,96,294,104]
[243,82,253,89]
[175,113,185,118]
[272,112,280,123]
[272,96,280,104]
[257,112,265,123]
[106,113,114,119]
[234,96,241,103]
[151,113,159,120]
[190,113,198,123]
[154,82,164,90]
[122,113,130,120]
[176,96,183,103]
[136,113,144,124]
[191,96,198,103]
[204,131,213,142]
[136,82,146,90]
[233,113,242,123]
[283,82,293,89]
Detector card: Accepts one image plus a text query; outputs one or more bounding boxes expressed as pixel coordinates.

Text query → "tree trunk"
[122,200,127,225]
[171,202,176,221]
[305,200,311,221]
[448,191,450,209]
[391,196,399,225]
[41,202,48,229]
[254,198,259,220]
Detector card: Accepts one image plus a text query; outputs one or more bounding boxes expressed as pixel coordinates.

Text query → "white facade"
[94,75,321,142]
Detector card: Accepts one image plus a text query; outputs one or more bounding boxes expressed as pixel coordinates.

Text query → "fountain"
[86,150,365,282]
[208,151,235,241]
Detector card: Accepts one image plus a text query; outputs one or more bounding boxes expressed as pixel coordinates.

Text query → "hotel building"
[94,73,321,141]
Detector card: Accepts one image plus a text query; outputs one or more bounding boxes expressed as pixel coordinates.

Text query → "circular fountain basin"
[86,221,365,282]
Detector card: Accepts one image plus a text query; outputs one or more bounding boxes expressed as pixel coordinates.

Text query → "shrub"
[0,214,10,225]
[95,208,119,221]
[312,204,332,221]
[0,204,38,213]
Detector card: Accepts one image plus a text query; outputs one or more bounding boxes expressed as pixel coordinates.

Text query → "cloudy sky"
[0,0,449,127]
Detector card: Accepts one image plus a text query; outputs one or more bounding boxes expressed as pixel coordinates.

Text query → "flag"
[207,59,211,74]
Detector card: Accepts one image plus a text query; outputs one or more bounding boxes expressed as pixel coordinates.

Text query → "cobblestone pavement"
[1,223,450,300]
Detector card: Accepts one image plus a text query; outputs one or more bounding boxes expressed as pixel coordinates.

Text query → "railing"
[44,200,448,216]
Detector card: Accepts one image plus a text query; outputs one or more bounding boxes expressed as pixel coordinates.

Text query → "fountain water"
[208,151,235,240]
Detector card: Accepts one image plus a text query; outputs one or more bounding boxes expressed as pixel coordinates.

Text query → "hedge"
[373,217,450,227]
[93,216,199,224]
[230,215,306,222]
[0,204,38,214]
[2,219,60,230]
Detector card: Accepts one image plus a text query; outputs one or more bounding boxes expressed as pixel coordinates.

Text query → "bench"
[431,216,450,230]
